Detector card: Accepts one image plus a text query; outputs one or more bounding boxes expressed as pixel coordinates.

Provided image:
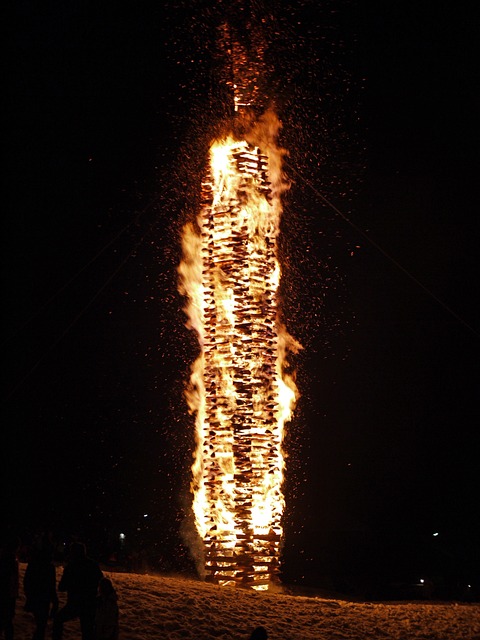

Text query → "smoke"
[180,506,206,580]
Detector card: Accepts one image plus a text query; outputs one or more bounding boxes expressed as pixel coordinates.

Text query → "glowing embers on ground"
[179,113,299,590]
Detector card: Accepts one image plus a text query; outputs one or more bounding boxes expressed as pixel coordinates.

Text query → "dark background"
[4,0,479,598]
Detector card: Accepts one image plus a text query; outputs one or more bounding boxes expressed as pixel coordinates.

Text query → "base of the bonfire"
[204,533,281,590]
[205,570,276,591]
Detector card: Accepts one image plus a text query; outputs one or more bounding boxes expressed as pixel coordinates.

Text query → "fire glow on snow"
[15,565,480,640]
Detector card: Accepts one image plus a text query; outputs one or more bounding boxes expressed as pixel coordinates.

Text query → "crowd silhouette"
[24,542,58,639]
[0,534,119,640]
[51,541,105,640]
[1,531,270,640]
[0,534,20,640]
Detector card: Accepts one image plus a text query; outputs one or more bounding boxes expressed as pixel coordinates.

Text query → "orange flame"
[179,110,300,589]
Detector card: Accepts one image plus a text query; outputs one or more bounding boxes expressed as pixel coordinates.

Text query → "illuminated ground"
[15,564,480,640]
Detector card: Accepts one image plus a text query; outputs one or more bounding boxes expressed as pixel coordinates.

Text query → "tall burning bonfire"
[178,28,300,590]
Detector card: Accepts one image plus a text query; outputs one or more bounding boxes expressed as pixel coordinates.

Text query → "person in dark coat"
[24,546,58,640]
[52,542,103,640]
[0,535,20,640]
[94,578,119,640]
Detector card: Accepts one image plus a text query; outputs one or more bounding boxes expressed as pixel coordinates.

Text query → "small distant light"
[143,514,148,518]
[468,585,472,589]
[433,532,439,537]
[119,533,126,540]
[420,579,425,584]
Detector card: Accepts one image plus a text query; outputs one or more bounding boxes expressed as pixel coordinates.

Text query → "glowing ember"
[178,33,300,590]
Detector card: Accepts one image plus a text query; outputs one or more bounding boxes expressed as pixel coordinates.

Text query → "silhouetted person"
[52,542,103,640]
[24,546,58,640]
[94,578,119,640]
[249,626,268,640]
[0,535,20,640]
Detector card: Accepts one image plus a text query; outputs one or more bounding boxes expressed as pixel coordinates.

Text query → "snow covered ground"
[14,563,480,639]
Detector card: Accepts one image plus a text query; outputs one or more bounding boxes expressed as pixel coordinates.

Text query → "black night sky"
[3,0,479,594]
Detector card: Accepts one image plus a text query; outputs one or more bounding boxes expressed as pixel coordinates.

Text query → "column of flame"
[179,112,299,589]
